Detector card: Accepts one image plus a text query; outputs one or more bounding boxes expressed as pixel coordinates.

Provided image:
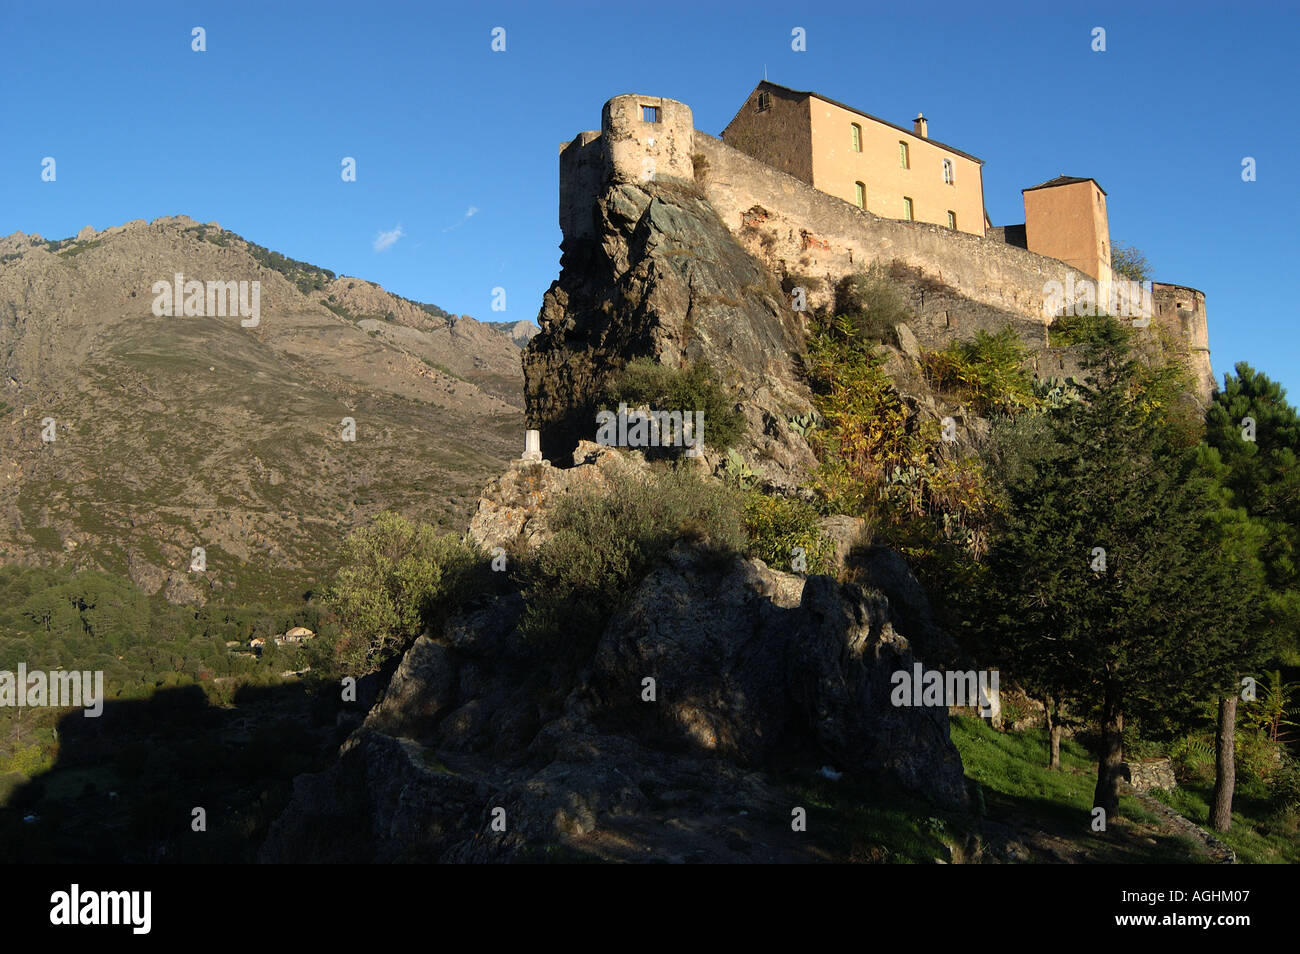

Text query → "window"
[942,158,954,185]
[756,91,772,112]
[855,182,866,209]
[851,123,862,152]
[642,105,660,123]
[899,141,910,169]
[903,197,914,221]
[947,210,957,229]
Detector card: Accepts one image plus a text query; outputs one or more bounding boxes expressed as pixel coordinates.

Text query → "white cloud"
[442,206,479,232]
[373,224,404,253]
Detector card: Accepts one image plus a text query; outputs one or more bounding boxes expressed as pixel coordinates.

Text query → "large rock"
[262,542,969,862]
[466,441,649,552]
[591,549,968,807]
[524,180,818,489]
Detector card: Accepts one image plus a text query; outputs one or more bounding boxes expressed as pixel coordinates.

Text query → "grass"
[788,774,965,863]
[950,715,1213,863]
[1150,782,1300,864]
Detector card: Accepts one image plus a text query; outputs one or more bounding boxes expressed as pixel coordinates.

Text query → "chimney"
[914,113,928,139]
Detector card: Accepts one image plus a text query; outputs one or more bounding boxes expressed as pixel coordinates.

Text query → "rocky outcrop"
[261,533,969,863]
[524,180,818,490]
[466,440,653,552]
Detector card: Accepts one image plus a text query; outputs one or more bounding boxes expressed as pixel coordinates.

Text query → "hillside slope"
[0,216,525,603]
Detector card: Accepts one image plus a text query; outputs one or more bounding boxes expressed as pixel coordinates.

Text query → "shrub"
[520,468,746,654]
[1235,728,1285,784]
[921,326,1038,415]
[832,264,911,344]
[1170,733,1212,783]
[323,512,484,672]
[743,491,835,574]
[605,357,746,452]
[1269,757,1300,815]
[803,315,922,515]
[804,314,996,613]
[0,744,52,778]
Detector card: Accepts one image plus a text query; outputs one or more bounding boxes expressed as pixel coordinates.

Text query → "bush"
[520,467,746,654]
[1235,728,1285,784]
[921,326,1039,415]
[803,315,920,516]
[323,512,484,672]
[832,265,910,344]
[605,358,746,452]
[1269,757,1300,815]
[743,491,835,574]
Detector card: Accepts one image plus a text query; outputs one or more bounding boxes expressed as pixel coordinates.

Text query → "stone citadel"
[557,84,1213,398]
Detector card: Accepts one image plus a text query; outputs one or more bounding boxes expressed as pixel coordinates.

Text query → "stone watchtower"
[559,95,695,241]
[601,94,694,184]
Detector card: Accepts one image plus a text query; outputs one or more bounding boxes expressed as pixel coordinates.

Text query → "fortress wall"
[554,98,1213,399]
[694,132,1213,396]
[559,131,603,241]
[602,95,695,185]
[694,132,1090,324]
[1152,283,1214,394]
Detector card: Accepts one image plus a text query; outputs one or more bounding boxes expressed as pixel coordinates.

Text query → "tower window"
[947,210,957,229]
[855,182,866,209]
[903,197,914,221]
[851,123,862,152]
[642,105,660,123]
[942,158,954,184]
[899,142,910,169]
[756,91,772,112]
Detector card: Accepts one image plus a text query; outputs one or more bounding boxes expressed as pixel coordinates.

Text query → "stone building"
[555,90,1213,399]
[721,81,987,237]
[1021,175,1112,283]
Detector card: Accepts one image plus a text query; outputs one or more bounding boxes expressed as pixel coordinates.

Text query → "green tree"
[1110,241,1152,282]
[323,512,483,672]
[979,317,1263,818]
[1201,363,1300,828]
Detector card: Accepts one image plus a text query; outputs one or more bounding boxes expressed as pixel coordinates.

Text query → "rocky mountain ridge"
[0,215,527,602]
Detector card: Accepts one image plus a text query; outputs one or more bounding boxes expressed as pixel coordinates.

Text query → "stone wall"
[1122,757,1178,793]
[720,83,814,185]
[602,94,695,186]
[559,130,603,241]
[554,96,1214,400]
[696,130,1093,325]
[987,223,1027,248]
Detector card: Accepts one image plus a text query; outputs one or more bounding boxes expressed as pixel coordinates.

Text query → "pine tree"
[1201,363,1300,829]
[982,318,1263,819]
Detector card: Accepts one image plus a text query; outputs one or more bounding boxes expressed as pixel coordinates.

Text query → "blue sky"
[2,0,1297,394]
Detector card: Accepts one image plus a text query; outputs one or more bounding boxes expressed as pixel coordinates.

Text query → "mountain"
[488,320,541,350]
[0,216,525,603]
